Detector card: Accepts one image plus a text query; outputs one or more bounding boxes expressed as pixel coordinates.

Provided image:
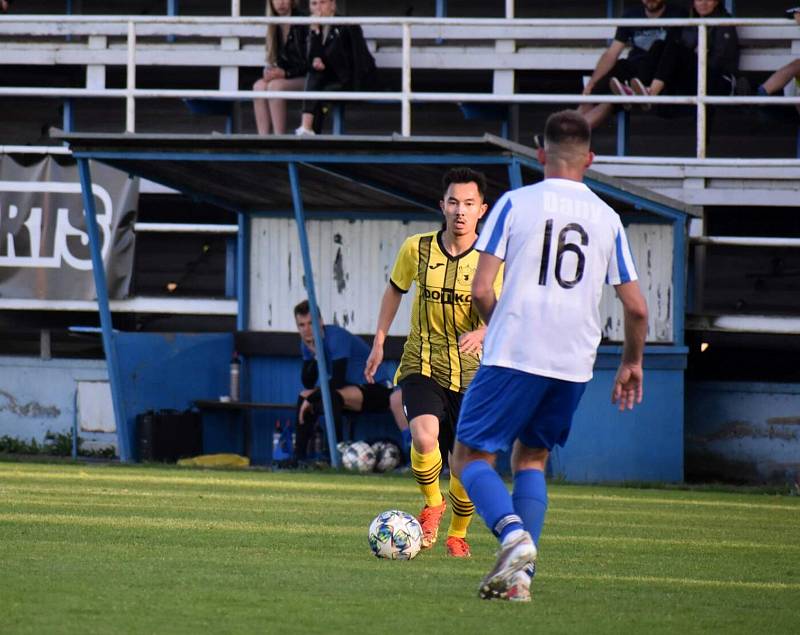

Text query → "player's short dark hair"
[544,110,591,148]
[293,300,322,319]
[441,167,487,201]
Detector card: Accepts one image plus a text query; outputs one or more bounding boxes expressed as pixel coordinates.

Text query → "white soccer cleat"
[478,531,537,601]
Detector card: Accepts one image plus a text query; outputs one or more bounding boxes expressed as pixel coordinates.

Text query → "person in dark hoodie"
[621,0,740,106]
[295,0,377,135]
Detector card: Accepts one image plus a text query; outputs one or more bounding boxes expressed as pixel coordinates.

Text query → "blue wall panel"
[113,332,232,460]
[246,356,401,465]
[553,348,686,483]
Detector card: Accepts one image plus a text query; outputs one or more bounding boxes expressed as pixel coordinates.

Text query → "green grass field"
[1,461,798,634]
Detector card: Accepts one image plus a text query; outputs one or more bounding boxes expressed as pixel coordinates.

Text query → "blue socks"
[461,460,524,543]
[757,84,768,96]
[512,469,548,545]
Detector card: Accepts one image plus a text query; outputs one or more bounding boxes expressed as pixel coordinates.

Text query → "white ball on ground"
[368,509,423,560]
[341,440,376,473]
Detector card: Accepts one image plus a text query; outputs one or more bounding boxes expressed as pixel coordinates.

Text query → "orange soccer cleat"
[417,499,447,549]
[445,535,471,558]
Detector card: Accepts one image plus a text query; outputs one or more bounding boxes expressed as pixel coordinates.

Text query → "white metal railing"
[0,15,798,158]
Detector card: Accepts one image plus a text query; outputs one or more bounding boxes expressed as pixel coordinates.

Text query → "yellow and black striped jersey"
[391,230,503,393]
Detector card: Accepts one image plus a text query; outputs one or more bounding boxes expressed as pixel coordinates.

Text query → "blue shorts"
[457,365,587,454]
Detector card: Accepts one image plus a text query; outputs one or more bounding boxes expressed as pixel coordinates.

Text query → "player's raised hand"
[458,326,486,355]
[364,344,383,384]
[611,363,643,411]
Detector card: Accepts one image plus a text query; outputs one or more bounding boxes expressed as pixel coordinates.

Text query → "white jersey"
[476,178,638,382]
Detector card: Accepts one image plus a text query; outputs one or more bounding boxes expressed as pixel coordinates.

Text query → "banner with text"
[0,155,139,300]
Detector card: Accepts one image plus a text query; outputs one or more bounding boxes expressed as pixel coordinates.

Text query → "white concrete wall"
[0,356,114,449]
[249,218,674,342]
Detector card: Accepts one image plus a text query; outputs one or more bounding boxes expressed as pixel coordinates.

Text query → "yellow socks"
[446,473,475,538]
[410,445,444,507]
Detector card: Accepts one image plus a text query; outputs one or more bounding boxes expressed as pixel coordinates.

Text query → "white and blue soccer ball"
[341,441,376,473]
[368,510,423,560]
[372,441,402,473]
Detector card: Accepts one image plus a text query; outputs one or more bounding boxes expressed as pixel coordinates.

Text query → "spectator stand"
[58,132,697,482]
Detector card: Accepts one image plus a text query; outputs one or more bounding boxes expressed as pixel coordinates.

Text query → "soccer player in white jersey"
[451,110,648,602]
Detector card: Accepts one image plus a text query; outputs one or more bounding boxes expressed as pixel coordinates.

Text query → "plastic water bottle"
[229,353,241,402]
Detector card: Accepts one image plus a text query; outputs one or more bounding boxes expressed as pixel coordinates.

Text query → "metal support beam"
[508,158,523,190]
[77,159,130,461]
[236,211,249,331]
[287,162,340,468]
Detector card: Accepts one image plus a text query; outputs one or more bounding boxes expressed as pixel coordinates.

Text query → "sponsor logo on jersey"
[423,288,471,304]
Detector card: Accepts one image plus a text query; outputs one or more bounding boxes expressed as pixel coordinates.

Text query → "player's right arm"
[583,40,626,94]
[365,283,403,383]
[612,280,648,411]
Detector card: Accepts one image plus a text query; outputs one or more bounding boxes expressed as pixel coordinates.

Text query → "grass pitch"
[1,462,798,634]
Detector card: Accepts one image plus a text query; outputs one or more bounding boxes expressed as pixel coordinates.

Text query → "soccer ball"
[372,441,402,473]
[368,510,423,560]
[341,441,376,473]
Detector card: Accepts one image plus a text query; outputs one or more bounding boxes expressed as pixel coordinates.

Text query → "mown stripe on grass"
[548,571,800,592]
[551,493,798,512]
[3,511,796,555]
[0,468,413,495]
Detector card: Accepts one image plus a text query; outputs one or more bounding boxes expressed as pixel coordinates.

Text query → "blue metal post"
[672,217,686,347]
[167,0,178,43]
[77,159,131,462]
[72,389,79,461]
[287,162,340,467]
[236,211,249,332]
[225,237,236,298]
[616,111,629,156]
[63,99,74,133]
[508,158,523,190]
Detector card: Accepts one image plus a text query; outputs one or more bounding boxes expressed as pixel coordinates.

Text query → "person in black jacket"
[252,0,309,135]
[623,0,740,105]
[295,0,378,135]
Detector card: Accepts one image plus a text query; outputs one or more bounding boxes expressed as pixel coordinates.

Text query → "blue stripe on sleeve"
[483,198,513,255]
[615,229,632,283]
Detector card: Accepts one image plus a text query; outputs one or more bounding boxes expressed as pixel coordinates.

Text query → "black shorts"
[356,383,392,413]
[399,373,463,454]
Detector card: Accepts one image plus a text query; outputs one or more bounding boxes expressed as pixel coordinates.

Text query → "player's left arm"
[471,252,504,324]
[612,280,648,411]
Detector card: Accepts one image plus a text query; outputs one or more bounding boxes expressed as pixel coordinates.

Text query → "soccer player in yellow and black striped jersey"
[364,167,503,558]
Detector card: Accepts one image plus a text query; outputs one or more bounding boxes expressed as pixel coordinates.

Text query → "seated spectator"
[295,0,378,135]
[754,9,800,118]
[623,0,740,106]
[252,0,309,135]
[579,0,687,129]
[292,300,401,463]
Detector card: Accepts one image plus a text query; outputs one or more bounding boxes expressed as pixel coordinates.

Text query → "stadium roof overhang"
[57,131,700,220]
[56,131,699,465]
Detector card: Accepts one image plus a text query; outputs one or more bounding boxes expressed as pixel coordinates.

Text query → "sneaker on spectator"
[609,77,634,111]
[478,531,537,600]
[295,126,316,136]
[629,77,652,111]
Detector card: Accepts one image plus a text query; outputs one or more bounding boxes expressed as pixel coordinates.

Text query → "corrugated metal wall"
[250,218,674,342]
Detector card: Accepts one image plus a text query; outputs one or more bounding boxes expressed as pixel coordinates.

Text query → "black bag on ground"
[136,409,203,463]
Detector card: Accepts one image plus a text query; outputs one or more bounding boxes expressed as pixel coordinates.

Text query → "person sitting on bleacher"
[292,300,394,464]
[753,8,800,118]
[578,0,687,130]
[294,0,378,135]
[620,0,740,109]
[252,0,309,135]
